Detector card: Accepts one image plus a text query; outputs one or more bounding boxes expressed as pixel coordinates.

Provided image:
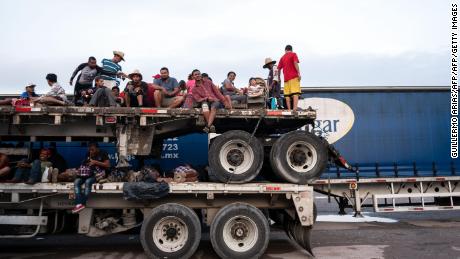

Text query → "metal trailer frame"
[0,182,314,237]
[312,176,460,216]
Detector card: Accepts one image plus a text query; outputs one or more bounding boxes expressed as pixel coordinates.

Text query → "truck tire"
[210,203,269,259]
[209,130,264,183]
[270,131,327,184]
[140,203,201,259]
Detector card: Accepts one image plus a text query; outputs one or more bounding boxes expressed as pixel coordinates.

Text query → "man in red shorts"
[278,45,301,111]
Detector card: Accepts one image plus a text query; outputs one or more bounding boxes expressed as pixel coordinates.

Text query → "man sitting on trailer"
[32,74,68,106]
[153,67,184,108]
[8,149,54,184]
[72,142,110,214]
[191,69,231,133]
[123,70,157,107]
[0,152,11,181]
[89,76,118,107]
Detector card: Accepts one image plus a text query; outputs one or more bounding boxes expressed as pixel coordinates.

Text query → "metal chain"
[225,111,264,183]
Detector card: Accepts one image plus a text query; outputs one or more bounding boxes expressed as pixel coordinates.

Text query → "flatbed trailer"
[0,105,324,258]
[0,105,328,184]
[0,181,315,258]
[312,175,460,215]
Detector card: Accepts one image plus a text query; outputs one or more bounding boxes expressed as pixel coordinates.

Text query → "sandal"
[209,125,216,133]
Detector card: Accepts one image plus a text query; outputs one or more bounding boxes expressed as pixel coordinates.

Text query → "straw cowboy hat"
[128,69,143,80]
[263,58,276,69]
[113,50,125,61]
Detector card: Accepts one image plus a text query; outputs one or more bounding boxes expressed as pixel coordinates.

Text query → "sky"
[0,0,451,95]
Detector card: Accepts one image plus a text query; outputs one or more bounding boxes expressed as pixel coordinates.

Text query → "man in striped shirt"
[101,51,127,88]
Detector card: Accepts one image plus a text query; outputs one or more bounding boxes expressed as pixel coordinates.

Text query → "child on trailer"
[247,77,264,98]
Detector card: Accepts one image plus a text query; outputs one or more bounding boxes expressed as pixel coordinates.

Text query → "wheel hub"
[227,149,244,167]
[285,141,318,173]
[153,216,189,253]
[163,223,180,241]
[290,149,307,166]
[231,222,248,240]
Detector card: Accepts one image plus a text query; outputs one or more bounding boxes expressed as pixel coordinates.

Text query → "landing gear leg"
[337,197,347,215]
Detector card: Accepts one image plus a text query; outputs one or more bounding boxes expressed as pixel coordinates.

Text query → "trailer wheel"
[210,203,269,259]
[270,131,327,184]
[140,203,201,259]
[209,130,264,183]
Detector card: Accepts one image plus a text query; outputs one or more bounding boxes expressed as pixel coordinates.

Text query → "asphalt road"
[0,196,459,259]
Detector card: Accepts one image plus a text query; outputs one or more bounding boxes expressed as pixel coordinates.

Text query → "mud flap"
[117,124,155,160]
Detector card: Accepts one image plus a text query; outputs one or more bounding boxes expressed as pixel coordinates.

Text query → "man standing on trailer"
[263,57,281,109]
[100,51,127,88]
[278,45,301,111]
[69,56,102,105]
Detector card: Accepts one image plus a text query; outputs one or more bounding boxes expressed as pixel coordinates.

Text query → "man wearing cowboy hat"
[123,69,158,107]
[101,51,128,88]
[263,58,282,109]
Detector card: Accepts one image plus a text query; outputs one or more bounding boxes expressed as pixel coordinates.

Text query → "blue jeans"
[14,160,41,182]
[74,176,96,205]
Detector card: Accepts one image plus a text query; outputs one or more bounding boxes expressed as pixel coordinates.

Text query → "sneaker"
[203,126,210,133]
[72,204,85,214]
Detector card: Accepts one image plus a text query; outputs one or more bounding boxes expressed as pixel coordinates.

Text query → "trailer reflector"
[105,116,117,124]
[15,107,31,112]
[141,108,158,114]
[266,110,282,116]
[265,186,281,191]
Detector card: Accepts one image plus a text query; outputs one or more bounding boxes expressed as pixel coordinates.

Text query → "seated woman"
[72,142,110,214]
[247,77,264,98]
[221,71,247,105]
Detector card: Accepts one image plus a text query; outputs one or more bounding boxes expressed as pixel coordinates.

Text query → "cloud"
[0,0,449,95]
